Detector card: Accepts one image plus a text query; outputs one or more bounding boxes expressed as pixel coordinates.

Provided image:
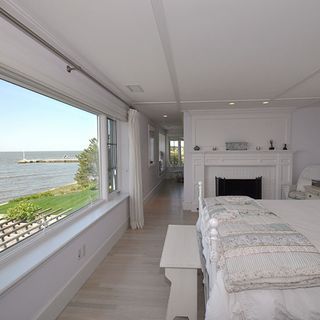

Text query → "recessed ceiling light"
[262,101,270,105]
[228,102,235,106]
[163,114,168,118]
[126,84,144,93]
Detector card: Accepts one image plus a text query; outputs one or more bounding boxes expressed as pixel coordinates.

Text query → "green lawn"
[0,187,99,218]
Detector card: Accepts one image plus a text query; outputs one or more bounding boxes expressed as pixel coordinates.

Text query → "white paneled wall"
[183,108,293,211]
[139,112,166,201]
[190,109,291,152]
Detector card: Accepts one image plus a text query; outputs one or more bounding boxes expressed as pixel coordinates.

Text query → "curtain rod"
[0,7,130,108]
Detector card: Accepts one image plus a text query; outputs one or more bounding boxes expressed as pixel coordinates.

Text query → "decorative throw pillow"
[297,177,312,192]
[289,190,307,200]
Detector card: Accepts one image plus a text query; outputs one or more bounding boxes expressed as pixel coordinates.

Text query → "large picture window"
[107,118,117,193]
[0,79,100,253]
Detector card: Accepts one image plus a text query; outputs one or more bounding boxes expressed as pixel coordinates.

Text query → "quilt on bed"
[201,196,320,293]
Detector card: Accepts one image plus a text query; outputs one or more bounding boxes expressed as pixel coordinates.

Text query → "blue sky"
[0,79,97,151]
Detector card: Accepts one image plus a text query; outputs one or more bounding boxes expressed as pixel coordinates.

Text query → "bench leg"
[165,268,198,320]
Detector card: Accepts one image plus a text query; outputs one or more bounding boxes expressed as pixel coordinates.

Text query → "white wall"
[0,199,129,320]
[0,15,130,320]
[183,112,193,202]
[292,106,320,183]
[139,112,166,201]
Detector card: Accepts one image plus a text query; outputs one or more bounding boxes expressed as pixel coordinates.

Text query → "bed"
[197,182,320,320]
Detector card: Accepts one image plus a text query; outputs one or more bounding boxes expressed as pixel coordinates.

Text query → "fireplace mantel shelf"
[191,150,293,155]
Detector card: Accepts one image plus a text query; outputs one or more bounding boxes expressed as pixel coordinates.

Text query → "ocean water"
[0,151,80,204]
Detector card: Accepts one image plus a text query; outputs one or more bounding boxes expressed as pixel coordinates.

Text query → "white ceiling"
[3,0,320,129]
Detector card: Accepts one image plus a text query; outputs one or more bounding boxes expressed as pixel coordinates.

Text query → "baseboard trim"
[143,179,164,204]
[35,219,128,320]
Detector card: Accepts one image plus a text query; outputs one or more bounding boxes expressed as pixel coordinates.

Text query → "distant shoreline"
[18,158,78,164]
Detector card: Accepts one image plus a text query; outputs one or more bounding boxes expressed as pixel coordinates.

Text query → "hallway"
[58,181,204,320]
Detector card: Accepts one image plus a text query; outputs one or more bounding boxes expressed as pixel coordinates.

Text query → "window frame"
[158,132,166,176]
[0,71,121,256]
[148,124,156,167]
[168,137,184,167]
[106,116,119,196]
[0,67,129,297]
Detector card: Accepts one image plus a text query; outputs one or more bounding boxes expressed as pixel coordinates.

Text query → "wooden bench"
[160,225,201,320]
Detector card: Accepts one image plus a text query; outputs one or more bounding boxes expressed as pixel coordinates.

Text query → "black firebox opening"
[215,176,262,199]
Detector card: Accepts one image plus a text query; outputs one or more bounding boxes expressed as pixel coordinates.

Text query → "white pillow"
[297,177,312,192]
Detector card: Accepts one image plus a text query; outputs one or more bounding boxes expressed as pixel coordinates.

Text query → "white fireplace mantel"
[184,150,293,211]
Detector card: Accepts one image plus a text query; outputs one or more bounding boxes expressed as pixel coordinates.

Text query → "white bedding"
[201,200,320,320]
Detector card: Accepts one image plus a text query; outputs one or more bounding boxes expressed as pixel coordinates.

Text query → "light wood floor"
[58,181,205,320]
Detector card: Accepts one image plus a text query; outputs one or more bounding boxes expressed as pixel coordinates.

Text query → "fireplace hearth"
[215,176,262,199]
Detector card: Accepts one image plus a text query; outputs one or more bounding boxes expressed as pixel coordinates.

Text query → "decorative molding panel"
[190,109,292,152]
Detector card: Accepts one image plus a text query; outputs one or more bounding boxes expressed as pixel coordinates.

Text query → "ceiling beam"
[271,66,320,100]
[151,0,181,108]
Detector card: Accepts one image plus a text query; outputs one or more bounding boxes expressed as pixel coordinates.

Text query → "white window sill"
[0,193,129,296]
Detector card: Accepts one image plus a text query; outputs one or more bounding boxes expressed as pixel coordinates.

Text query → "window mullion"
[116,121,121,192]
[107,117,118,194]
[99,115,108,200]
[178,140,181,166]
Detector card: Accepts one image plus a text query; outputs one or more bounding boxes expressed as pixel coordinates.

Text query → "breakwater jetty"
[18,158,78,164]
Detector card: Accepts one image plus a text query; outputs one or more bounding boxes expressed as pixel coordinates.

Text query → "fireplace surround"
[184,151,293,211]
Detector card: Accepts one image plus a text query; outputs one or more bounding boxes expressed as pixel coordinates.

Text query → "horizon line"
[0,150,82,152]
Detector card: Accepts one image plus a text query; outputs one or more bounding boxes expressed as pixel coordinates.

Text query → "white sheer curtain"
[128,109,144,229]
